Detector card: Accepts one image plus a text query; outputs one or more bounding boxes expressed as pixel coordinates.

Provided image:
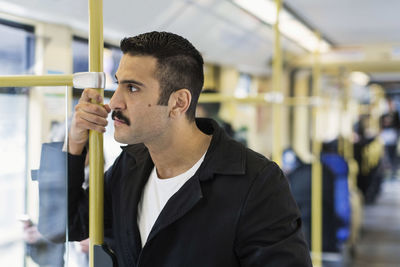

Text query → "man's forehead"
[119,54,157,66]
[116,54,157,77]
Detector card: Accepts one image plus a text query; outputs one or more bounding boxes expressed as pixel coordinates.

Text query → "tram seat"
[282,149,341,252]
[320,153,351,245]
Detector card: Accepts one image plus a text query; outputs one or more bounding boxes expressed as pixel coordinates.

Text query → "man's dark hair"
[120,31,204,121]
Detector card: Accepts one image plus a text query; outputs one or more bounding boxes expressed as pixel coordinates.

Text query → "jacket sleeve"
[235,162,312,267]
[67,149,89,241]
[68,149,116,242]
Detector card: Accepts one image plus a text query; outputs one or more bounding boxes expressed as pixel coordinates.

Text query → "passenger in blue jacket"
[67,31,312,266]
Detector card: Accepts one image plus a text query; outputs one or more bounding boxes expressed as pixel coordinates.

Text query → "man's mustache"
[112,110,131,126]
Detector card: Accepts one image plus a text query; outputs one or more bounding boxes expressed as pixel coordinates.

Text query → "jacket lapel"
[121,145,154,264]
[145,174,203,244]
[120,118,246,259]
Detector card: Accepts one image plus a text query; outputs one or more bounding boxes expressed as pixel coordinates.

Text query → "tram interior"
[1,0,400,266]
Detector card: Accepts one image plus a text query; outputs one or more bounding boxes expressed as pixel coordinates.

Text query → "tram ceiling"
[285,0,400,46]
[285,0,400,82]
[0,0,301,75]
[1,0,400,78]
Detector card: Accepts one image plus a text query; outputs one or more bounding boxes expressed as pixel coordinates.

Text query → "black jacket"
[68,118,312,267]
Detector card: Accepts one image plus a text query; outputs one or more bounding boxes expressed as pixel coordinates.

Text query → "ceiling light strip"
[232,0,332,52]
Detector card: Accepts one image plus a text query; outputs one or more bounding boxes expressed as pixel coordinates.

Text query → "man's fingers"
[69,88,110,145]
[75,111,108,129]
[75,119,106,133]
[79,88,103,104]
[75,102,110,118]
[76,113,108,133]
[104,104,111,113]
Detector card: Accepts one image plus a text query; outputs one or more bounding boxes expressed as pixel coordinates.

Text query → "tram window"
[72,36,122,96]
[0,19,34,267]
[235,73,252,98]
[0,19,34,77]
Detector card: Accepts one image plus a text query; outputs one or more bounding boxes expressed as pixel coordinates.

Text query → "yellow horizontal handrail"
[0,74,73,87]
[199,94,267,104]
[198,93,324,106]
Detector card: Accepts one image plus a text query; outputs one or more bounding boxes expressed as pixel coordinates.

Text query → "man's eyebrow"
[114,75,145,87]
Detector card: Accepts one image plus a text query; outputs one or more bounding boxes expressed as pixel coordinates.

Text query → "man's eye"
[128,85,138,92]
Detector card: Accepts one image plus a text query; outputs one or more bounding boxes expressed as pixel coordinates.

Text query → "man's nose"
[109,87,125,110]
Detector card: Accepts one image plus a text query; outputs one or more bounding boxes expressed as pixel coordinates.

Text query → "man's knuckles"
[75,102,108,117]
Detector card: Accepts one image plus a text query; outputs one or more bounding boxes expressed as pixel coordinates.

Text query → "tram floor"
[349,179,400,267]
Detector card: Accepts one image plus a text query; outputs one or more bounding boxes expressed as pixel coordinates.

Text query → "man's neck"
[146,122,212,179]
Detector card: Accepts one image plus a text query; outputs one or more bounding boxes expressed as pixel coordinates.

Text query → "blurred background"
[1,0,400,266]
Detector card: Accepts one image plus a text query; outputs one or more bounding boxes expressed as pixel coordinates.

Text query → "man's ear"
[168,89,191,118]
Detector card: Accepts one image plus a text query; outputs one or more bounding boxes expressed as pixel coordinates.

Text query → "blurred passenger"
[282,148,340,252]
[196,89,235,137]
[196,89,248,145]
[354,115,385,203]
[380,98,400,180]
[56,31,312,266]
[22,218,64,267]
[321,140,351,245]
[353,114,370,144]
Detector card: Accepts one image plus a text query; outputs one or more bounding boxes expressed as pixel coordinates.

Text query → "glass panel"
[0,86,70,267]
[0,20,35,267]
[27,86,70,267]
[0,24,122,267]
[0,93,28,267]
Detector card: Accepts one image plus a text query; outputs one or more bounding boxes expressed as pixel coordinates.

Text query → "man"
[67,31,311,266]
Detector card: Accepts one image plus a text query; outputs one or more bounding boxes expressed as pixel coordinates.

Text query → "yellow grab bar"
[311,33,323,267]
[0,74,73,87]
[88,0,105,266]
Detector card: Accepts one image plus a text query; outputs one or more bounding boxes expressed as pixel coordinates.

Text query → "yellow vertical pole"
[311,33,323,267]
[342,74,355,165]
[88,0,104,267]
[272,0,283,166]
[342,76,362,211]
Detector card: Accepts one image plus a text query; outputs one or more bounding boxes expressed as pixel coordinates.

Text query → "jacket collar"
[195,118,246,179]
[121,118,246,179]
[118,118,246,263]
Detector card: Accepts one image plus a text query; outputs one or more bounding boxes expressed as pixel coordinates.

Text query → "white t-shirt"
[137,153,206,247]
